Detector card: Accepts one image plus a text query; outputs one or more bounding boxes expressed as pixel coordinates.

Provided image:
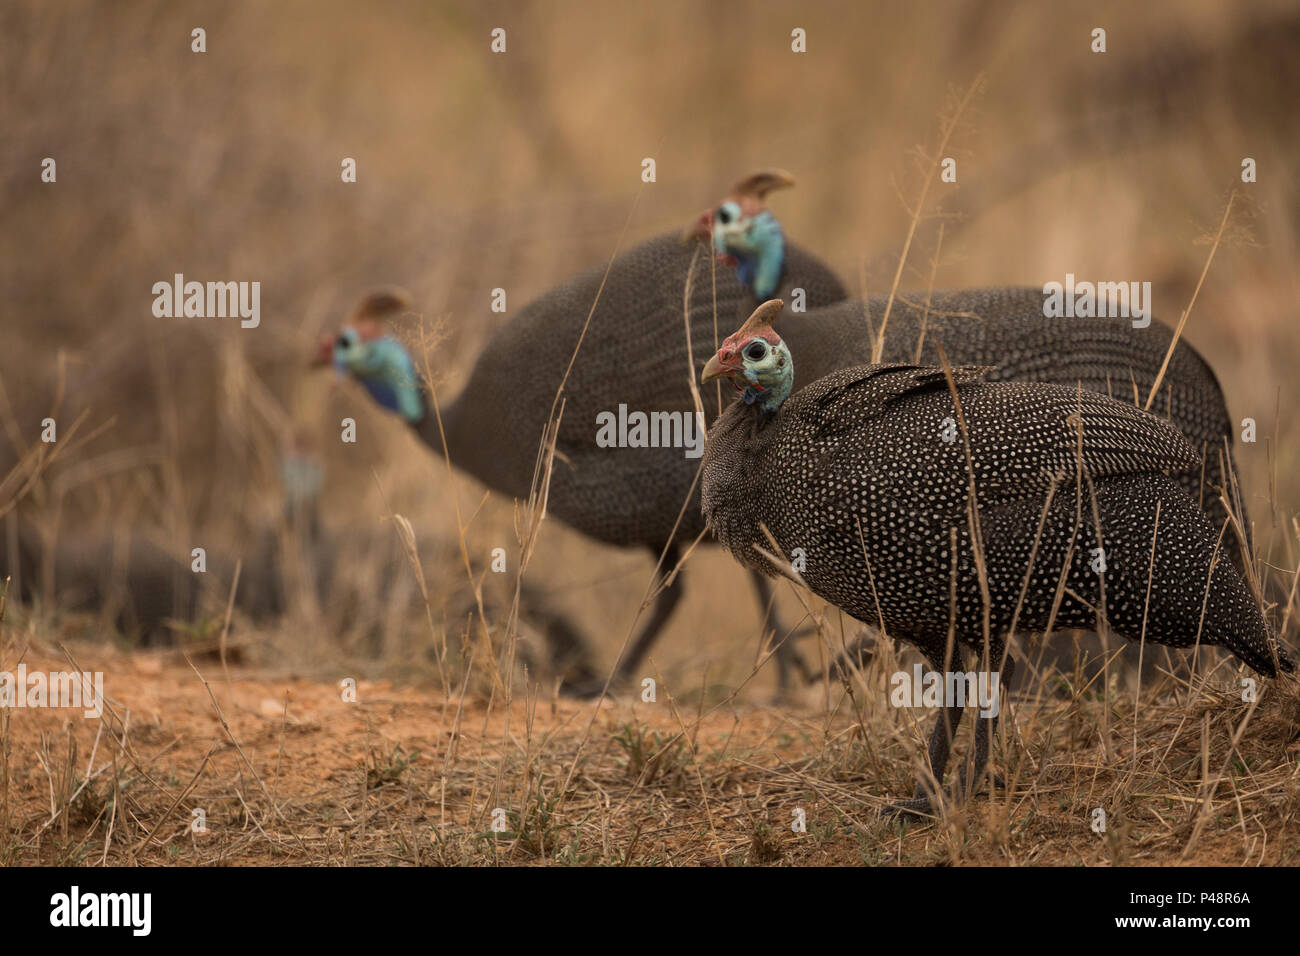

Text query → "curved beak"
[701,352,737,384]
[311,334,335,369]
[681,208,715,243]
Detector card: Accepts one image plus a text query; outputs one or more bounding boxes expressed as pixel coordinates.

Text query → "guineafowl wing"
[956,385,1204,489]
[798,363,993,440]
[779,369,1203,527]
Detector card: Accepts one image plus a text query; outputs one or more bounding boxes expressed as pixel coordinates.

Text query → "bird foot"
[885,771,1005,821]
[823,631,879,682]
[883,795,938,820]
[955,768,1005,799]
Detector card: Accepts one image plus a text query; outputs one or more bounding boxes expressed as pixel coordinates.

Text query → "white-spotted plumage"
[703,344,1290,813]
[703,361,1288,677]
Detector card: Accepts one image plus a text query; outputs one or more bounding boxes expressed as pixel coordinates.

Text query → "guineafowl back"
[439,232,847,547]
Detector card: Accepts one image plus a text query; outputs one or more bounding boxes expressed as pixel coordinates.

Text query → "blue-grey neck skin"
[739,339,794,415]
[330,328,492,479]
[713,208,786,301]
[333,332,427,424]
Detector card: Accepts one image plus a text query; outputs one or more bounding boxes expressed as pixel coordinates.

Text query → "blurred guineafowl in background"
[2,437,329,644]
[683,169,802,305]
[701,300,1293,815]
[317,174,849,694]
[2,445,596,680]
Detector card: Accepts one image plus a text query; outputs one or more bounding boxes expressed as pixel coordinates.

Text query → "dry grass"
[2,0,1299,865]
[1,637,1298,866]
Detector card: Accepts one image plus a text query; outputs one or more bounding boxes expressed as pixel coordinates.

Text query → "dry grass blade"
[873,75,983,363]
[934,343,992,653]
[126,745,217,863]
[1144,190,1235,412]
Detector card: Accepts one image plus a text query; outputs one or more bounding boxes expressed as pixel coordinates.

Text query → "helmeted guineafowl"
[701,300,1292,815]
[708,206,1250,560]
[315,192,850,694]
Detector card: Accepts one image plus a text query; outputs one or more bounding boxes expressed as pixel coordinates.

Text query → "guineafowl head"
[712,201,786,301]
[312,290,426,424]
[701,299,792,414]
[684,169,795,301]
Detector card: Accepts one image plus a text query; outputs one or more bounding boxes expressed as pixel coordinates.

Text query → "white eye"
[745,341,768,361]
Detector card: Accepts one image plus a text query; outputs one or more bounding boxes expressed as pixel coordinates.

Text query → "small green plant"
[746,821,783,865]
[612,721,686,785]
[366,744,421,788]
[475,780,573,859]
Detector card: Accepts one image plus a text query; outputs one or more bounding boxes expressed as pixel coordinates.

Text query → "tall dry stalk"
[873,75,983,364]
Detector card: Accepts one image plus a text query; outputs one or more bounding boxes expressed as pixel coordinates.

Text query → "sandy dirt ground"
[4,637,1298,867]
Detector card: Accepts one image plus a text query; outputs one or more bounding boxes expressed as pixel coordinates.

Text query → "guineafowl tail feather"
[1079,476,1287,679]
[1195,561,1293,680]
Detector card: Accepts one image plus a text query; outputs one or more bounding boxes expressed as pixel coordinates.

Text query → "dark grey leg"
[515,581,601,690]
[959,650,1015,799]
[827,631,879,681]
[568,545,687,698]
[600,544,686,690]
[886,645,966,818]
[886,693,966,818]
[748,570,814,692]
[885,644,1013,817]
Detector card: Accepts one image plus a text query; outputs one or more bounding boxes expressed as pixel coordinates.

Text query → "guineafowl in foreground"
[315,183,849,693]
[701,300,1293,815]
[706,203,1251,561]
